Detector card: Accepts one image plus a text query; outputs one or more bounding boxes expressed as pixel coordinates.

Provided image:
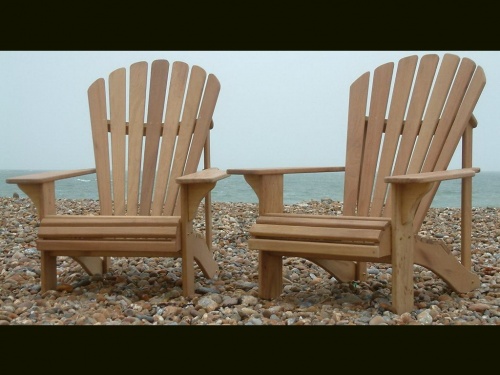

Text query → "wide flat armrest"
[176,168,229,184]
[227,166,345,175]
[177,168,229,221]
[6,168,96,185]
[385,167,480,184]
[6,168,97,218]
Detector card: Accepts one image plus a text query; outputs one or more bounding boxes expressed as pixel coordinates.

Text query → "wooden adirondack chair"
[228,53,486,314]
[6,59,228,296]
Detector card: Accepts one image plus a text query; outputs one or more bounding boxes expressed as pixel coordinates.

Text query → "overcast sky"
[1,51,498,172]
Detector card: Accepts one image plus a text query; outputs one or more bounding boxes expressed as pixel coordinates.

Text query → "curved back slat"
[109,67,127,215]
[382,54,440,216]
[343,72,370,216]
[88,78,113,215]
[390,55,440,178]
[356,62,394,216]
[415,63,486,227]
[370,55,418,216]
[407,54,460,174]
[151,61,189,216]
[421,58,477,174]
[163,65,208,215]
[87,59,219,217]
[184,74,221,174]
[126,61,148,215]
[139,60,170,215]
[343,53,486,231]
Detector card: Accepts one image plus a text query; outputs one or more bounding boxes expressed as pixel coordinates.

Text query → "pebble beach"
[1,197,499,326]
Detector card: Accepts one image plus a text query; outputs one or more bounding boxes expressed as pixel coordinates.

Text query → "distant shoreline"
[2,170,500,208]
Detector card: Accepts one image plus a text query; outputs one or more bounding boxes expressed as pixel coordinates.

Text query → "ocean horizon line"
[1,169,500,208]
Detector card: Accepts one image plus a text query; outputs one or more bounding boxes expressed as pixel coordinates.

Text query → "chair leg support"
[308,259,357,282]
[41,252,57,293]
[259,251,283,299]
[415,237,480,293]
[72,256,106,275]
[355,261,367,281]
[391,235,415,315]
[179,181,220,297]
[182,233,218,297]
[190,233,218,278]
[181,241,195,297]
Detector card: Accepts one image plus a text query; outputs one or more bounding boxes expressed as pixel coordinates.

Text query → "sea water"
[1,169,499,208]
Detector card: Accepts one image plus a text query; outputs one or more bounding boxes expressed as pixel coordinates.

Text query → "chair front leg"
[179,182,217,297]
[391,181,433,314]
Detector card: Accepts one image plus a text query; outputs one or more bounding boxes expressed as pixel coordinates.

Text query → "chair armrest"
[227,166,345,175]
[6,168,97,185]
[176,168,229,184]
[227,167,343,215]
[176,168,229,222]
[385,168,480,184]
[6,168,96,218]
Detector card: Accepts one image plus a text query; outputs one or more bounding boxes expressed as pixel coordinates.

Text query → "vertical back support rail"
[204,133,212,250]
[461,122,474,269]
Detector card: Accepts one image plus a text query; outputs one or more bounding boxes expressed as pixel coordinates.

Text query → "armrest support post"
[17,182,56,219]
[244,174,284,215]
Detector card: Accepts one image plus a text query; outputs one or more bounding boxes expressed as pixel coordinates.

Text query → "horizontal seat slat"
[37,239,180,255]
[41,215,181,227]
[264,213,390,222]
[257,214,390,230]
[250,224,385,243]
[38,226,178,239]
[249,239,390,260]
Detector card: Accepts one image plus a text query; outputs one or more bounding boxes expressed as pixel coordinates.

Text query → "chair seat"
[37,215,181,257]
[249,214,392,261]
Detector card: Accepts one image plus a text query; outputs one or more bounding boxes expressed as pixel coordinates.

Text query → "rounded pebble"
[1,197,499,325]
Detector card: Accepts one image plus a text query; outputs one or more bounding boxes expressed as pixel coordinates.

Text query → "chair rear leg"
[41,251,58,292]
[259,251,283,299]
[414,237,480,293]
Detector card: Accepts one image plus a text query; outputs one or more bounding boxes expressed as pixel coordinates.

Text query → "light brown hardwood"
[6,60,228,296]
[227,53,486,314]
